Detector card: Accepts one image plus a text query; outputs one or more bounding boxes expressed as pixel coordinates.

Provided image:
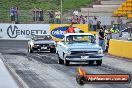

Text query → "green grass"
[0,0,94,23]
[63,0,93,11]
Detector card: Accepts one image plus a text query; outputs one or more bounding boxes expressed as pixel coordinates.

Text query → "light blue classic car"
[56,33,103,66]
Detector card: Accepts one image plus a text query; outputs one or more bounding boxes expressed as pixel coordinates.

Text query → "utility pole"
[61,0,62,24]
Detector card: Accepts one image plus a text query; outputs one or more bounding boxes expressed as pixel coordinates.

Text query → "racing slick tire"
[28,46,33,53]
[96,60,102,66]
[89,60,94,65]
[57,53,64,64]
[64,59,70,66]
[64,54,70,66]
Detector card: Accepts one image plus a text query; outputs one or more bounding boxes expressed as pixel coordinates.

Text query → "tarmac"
[0,53,18,88]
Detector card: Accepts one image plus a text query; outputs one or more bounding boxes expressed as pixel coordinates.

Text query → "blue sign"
[51,26,69,39]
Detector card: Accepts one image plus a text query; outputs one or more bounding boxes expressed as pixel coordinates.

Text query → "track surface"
[0,40,132,88]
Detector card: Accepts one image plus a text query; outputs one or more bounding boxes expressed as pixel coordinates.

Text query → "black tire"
[96,60,102,66]
[28,46,33,53]
[57,53,64,64]
[50,48,56,53]
[89,60,94,65]
[64,59,69,66]
[64,54,70,66]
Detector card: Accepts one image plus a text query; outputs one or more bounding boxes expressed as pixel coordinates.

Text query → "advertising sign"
[0,24,50,40]
[50,24,88,41]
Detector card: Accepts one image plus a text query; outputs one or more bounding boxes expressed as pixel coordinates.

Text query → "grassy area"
[0,0,94,23]
[63,0,93,11]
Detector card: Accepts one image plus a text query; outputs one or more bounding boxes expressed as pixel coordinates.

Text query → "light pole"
[61,0,62,24]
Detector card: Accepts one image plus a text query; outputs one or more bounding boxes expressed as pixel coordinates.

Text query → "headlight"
[66,49,71,54]
[98,49,103,54]
[49,43,54,46]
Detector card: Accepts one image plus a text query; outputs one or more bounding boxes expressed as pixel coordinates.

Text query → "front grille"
[70,51,98,54]
[34,44,49,47]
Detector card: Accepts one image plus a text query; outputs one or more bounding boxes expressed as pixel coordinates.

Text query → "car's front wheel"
[64,54,70,66]
[57,53,64,64]
[96,60,102,66]
[50,48,56,53]
[64,59,70,66]
[89,60,94,65]
[28,46,33,53]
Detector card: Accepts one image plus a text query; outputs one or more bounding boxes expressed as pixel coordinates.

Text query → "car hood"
[33,40,55,44]
[66,43,101,50]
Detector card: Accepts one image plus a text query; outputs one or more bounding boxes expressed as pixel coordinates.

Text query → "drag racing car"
[56,33,103,66]
[28,34,56,53]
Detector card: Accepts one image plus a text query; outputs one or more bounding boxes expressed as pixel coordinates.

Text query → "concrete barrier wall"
[101,1,125,5]
[108,39,132,59]
[81,12,112,16]
[0,24,90,40]
[77,16,112,25]
[93,5,120,8]
[81,7,117,12]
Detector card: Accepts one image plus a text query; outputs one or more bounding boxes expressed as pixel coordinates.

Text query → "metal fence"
[0,10,73,24]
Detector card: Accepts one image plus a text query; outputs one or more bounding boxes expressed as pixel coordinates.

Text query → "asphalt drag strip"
[2,52,132,88]
[0,40,132,88]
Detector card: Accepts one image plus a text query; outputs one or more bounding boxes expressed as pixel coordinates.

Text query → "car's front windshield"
[66,35,94,43]
[32,35,52,41]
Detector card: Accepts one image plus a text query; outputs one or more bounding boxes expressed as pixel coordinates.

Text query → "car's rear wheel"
[28,46,33,53]
[96,60,102,66]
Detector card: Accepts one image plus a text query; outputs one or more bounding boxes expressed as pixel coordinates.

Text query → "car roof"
[65,33,94,36]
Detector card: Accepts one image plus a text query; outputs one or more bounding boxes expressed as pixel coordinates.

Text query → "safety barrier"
[0,24,94,40]
[0,24,50,40]
[108,39,132,59]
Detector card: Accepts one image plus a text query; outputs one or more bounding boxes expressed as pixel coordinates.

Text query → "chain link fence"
[0,9,73,24]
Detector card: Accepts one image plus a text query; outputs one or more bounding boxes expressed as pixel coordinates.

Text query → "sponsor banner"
[76,67,131,85]
[76,74,130,85]
[50,24,88,41]
[0,24,50,40]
